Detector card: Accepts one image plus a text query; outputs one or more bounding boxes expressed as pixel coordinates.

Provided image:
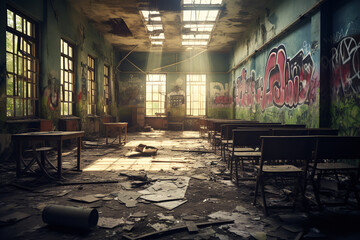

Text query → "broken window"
[60,39,75,116]
[87,55,96,115]
[146,74,166,116]
[186,74,206,116]
[104,65,110,115]
[6,7,39,118]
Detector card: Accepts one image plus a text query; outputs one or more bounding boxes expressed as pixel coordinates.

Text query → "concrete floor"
[1,130,360,239]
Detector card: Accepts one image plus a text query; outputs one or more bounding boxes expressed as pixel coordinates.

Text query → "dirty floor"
[1,130,360,240]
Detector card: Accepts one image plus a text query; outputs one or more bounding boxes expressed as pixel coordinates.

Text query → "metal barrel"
[42,205,98,230]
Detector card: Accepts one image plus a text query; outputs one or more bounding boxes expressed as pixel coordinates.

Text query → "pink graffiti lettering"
[236,45,316,111]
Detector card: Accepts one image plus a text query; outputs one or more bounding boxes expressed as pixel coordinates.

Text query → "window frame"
[145,74,167,117]
[60,38,75,116]
[87,55,96,115]
[6,6,39,119]
[186,74,207,117]
[103,64,110,115]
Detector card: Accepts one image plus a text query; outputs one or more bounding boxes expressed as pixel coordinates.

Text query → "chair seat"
[231,151,261,157]
[309,162,358,171]
[255,164,302,173]
[233,147,255,152]
[25,147,54,152]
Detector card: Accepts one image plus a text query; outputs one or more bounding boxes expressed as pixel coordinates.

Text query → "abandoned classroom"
[1,0,360,239]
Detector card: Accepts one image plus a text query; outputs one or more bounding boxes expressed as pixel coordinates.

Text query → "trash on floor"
[125,144,158,157]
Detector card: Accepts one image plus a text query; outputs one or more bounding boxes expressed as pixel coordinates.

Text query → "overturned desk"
[12,131,84,178]
[104,122,128,145]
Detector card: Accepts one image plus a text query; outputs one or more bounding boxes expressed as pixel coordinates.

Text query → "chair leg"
[260,177,268,216]
[235,159,239,186]
[312,171,322,208]
[253,175,260,205]
[230,156,233,181]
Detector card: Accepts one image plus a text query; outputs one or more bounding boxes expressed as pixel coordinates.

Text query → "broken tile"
[98,217,126,229]
[150,223,168,231]
[0,212,31,224]
[69,195,100,203]
[117,190,141,208]
[131,212,148,218]
[191,174,209,180]
[94,194,107,198]
[154,200,187,210]
[250,232,267,240]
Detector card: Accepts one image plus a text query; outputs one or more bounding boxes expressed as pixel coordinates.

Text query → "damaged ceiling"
[70,0,273,52]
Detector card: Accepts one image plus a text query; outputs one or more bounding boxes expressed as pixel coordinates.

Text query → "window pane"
[15,15,23,32]
[146,74,166,116]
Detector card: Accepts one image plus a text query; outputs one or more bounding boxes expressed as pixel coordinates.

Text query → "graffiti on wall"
[236,44,317,111]
[330,35,360,136]
[44,75,60,111]
[210,82,232,105]
[331,36,360,98]
[78,62,87,102]
[119,74,144,106]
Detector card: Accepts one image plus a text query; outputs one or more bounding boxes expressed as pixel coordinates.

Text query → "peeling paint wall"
[330,0,360,136]
[230,0,321,126]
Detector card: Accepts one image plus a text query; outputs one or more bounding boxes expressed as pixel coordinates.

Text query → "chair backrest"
[277,124,307,128]
[307,128,338,136]
[260,136,315,170]
[314,136,360,160]
[232,129,272,149]
[271,128,309,136]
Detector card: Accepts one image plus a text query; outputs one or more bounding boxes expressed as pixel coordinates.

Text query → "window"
[6,7,38,118]
[103,65,110,114]
[186,74,206,116]
[60,39,74,116]
[87,56,96,115]
[146,74,166,116]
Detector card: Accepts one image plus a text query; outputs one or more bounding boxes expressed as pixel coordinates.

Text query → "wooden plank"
[122,219,234,240]
[185,221,199,233]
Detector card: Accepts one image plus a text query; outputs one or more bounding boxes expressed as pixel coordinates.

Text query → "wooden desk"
[104,122,128,145]
[12,131,84,178]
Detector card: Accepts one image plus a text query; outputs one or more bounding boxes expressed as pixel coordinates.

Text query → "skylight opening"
[152,41,163,46]
[141,10,161,22]
[183,0,222,4]
[182,34,210,39]
[183,10,219,22]
[146,24,163,32]
[150,33,165,39]
[184,24,214,32]
[182,40,208,46]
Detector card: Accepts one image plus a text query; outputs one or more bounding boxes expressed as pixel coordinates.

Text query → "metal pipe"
[42,205,98,230]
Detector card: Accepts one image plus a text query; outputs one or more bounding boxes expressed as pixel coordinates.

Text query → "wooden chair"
[253,136,315,216]
[199,118,207,137]
[21,141,57,179]
[230,129,271,185]
[309,136,360,209]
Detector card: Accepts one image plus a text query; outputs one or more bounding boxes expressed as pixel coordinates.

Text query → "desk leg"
[106,126,108,144]
[77,137,82,171]
[119,127,122,145]
[16,140,23,177]
[124,125,127,144]
[57,140,63,178]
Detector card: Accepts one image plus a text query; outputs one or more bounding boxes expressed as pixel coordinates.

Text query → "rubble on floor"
[1,131,360,240]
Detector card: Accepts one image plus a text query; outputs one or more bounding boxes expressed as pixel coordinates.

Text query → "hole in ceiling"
[104,18,132,37]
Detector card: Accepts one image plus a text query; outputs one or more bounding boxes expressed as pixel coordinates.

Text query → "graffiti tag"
[236,44,316,111]
[331,36,360,97]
